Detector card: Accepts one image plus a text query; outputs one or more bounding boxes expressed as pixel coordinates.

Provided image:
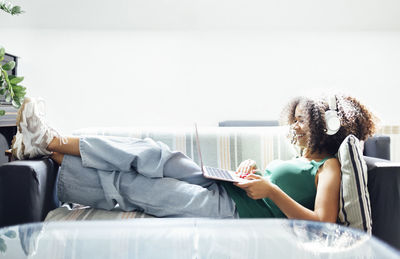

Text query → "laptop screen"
[194,123,204,169]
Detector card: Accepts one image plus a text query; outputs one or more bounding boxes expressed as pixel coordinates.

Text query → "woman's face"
[292,104,310,148]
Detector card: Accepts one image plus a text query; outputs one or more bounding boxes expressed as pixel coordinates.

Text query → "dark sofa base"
[365,156,400,250]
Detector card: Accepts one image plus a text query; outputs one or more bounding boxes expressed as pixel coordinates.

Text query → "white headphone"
[324,95,341,135]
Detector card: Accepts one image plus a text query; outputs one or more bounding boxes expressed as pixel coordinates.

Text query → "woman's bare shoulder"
[321,157,341,173]
[315,157,341,186]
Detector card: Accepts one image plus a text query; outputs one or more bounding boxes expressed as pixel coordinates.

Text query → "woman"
[11,95,377,222]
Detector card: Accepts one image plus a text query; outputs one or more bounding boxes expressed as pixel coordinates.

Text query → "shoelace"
[35,98,68,145]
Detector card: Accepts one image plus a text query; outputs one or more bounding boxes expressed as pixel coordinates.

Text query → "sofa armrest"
[364,156,400,250]
[0,158,59,227]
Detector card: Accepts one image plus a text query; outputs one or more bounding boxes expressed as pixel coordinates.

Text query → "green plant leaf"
[10,76,23,84]
[2,61,15,71]
[13,85,26,94]
[0,110,5,116]
[14,92,26,100]
[0,89,5,95]
[11,6,22,15]
[12,85,23,92]
[5,93,11,102]
[15,91,26,98]
[11,99,21,108]
[4,230,16,239]
[0,2,24,15]
[0,47,5,58]
[13,96,23,105]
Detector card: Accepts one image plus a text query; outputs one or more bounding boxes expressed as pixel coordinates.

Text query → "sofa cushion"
[44,126,298,223]
[337,135,372,233]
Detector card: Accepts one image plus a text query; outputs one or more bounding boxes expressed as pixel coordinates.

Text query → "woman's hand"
[236,159,257,179]
[234,174,274,200]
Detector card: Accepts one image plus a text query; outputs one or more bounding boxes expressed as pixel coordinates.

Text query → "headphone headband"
[328,95,337,111]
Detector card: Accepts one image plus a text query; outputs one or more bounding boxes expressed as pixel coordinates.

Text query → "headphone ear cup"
[325,110,341,135]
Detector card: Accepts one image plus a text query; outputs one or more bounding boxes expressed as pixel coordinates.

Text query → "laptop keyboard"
[205,166,234,180]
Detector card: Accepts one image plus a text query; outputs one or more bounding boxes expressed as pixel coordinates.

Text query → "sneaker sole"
[16,97,32,133]
[13,97,30,159]
[11,134,25,160]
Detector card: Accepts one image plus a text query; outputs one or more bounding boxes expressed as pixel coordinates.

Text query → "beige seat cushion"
[45,204,154,222]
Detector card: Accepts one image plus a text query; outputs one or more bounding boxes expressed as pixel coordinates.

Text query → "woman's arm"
[234,158,341,223]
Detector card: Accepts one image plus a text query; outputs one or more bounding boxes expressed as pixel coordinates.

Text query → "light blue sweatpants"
[57,136,238,218]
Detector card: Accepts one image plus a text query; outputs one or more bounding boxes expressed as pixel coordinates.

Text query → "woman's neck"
[302,149,331,160]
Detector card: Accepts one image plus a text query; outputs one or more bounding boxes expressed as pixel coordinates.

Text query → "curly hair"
[280,94,378,155]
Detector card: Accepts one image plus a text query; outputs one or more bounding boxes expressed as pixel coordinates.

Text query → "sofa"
[0,126,399,250]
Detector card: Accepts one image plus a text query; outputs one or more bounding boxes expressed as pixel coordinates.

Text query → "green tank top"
[221,157,331,218]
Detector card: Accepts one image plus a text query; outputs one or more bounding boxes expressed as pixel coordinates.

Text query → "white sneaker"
[16,97,65,158]
[11,131,51,160]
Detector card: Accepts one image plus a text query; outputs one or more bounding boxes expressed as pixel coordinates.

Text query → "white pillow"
[337,134,372,234]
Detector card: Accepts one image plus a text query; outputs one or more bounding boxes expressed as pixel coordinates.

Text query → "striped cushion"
[45,204,155,221]
[337,135,372,233]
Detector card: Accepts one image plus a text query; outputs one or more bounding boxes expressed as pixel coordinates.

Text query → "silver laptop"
[194,124,246,183]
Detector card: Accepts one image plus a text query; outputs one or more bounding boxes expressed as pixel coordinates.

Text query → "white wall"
[1,1,400,134]
[3,0,400,30]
